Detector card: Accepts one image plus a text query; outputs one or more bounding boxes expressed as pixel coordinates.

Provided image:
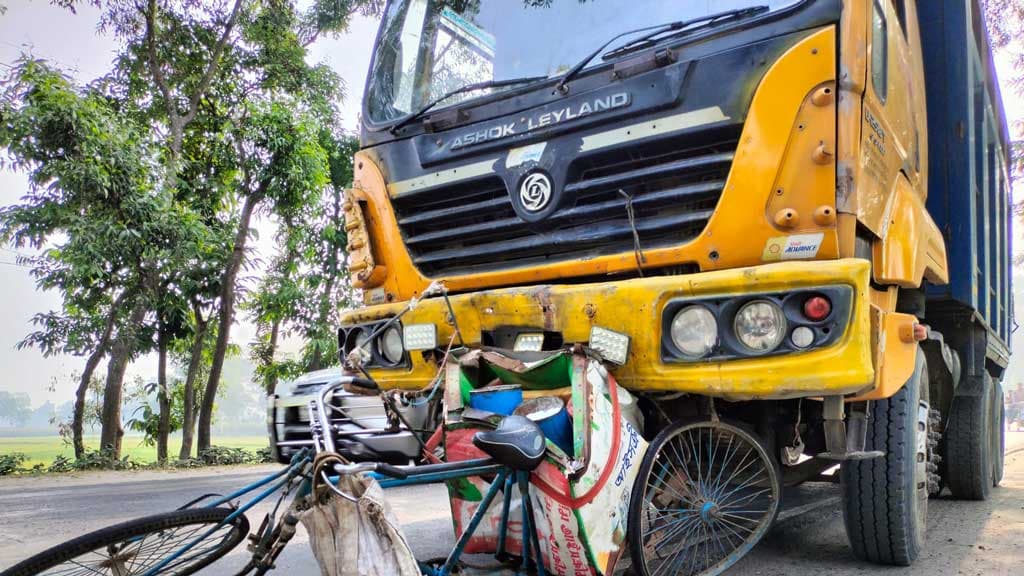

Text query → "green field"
[0,435,269,468]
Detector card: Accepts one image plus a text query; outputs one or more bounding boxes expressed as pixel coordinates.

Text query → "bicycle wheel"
[2,508,249,576]
[628,418,780,576]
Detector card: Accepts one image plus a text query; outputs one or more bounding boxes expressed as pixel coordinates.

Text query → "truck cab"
[277,0,1012,570]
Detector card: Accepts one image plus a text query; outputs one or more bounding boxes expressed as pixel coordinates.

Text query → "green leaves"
[247,132,358,392]
[4,0,369,454]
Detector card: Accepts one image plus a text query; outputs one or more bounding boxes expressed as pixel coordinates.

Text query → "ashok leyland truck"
[268,1,1011,573]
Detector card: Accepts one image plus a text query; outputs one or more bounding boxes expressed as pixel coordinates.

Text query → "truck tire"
[993,380,1005,487]
[841,349,929,566]
[944,372,993,500]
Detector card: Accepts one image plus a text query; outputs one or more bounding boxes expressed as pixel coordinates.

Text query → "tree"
[0,60,163,457]
[4,0,378,461]
[195,99,330,450]
[52,372,105,445]
[87,0,380,454]
[0,391,32,427]
[248,133,359,393]
[191,1,371,453]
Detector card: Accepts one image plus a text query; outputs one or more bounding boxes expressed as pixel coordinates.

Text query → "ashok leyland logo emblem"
[519,172,552,213]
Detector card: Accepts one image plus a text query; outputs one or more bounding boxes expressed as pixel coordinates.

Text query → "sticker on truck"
[762,232,824,261]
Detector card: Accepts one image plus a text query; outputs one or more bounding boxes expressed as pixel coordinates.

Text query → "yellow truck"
[276,0,1014,572]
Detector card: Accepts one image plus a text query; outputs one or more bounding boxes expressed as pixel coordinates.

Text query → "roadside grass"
[0,435,269,468]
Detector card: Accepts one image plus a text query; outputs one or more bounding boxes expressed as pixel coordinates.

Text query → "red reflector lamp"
[803,296,832,321]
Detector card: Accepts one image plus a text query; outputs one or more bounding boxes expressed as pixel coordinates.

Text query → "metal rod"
[440,468,509,576]
[518,472,532,573]
[275,439,315,447]
[371,463,505,488]
[204,458,304,508]
[399,457,495,476]
[496,473,514,558]
[520,472,546,576]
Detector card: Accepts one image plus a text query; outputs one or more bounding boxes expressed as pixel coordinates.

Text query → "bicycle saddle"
[472,415,547,471]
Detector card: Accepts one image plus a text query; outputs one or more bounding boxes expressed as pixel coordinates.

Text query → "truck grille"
[393,129,739,276]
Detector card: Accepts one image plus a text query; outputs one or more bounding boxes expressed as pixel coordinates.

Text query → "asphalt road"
[1,434,1023,575]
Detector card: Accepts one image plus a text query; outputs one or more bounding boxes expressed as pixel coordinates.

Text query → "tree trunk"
[78,289,132,458]
[197,194,259,453]
[179,309,207,461]
[99,342,130,457]
[72,348,104,459]
[156,331,170,464]
[99,300,147,458]
[265,318,282,394]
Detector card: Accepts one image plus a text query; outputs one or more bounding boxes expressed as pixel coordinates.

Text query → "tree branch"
[181,0,244,126]
[141,0,174,120]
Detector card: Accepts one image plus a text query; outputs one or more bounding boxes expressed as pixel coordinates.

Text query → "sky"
[0,1,1023,407]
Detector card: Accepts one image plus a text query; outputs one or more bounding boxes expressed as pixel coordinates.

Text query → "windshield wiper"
[554,20,685,94]
[603,5,769,61]
[554,5,769,94]
[389,75,548,134]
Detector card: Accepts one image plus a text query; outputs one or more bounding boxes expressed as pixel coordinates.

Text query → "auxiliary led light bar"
[403,323,438,351]
[589,325,630,365]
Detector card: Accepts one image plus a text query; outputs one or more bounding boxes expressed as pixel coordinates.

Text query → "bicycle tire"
[627,418,781,576]
[2,508,249,576]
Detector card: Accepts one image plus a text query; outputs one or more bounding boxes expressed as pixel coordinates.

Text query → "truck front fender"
[872,175,948,288]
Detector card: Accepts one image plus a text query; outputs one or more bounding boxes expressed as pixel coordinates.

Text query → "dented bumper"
[342,259,876,400]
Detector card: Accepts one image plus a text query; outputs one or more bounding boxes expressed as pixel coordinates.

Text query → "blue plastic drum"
[468,384,523,415]
[514,396,573,456]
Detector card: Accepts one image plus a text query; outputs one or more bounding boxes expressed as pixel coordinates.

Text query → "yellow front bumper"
[342,259,876,400]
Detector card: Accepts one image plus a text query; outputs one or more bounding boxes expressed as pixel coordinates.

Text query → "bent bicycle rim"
[628,418,780,576]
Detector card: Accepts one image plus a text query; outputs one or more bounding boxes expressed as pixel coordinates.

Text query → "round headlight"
[733,300,786,352]
[349,328,372,362]
[379,325,404,364]
[670,306,718,358]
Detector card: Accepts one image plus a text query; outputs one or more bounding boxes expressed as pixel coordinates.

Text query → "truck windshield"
[366,0,798,124]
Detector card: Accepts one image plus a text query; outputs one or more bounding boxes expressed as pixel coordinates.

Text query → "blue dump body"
[919,0,1013,366]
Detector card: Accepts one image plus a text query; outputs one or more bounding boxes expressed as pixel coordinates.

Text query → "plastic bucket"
[514,396,572,455]
[468,384,523,415]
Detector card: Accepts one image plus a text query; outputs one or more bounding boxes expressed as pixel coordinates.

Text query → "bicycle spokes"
[635,421,780,576]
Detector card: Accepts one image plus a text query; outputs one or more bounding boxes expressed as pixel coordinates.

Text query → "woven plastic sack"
[297,471,420,576]
[445,350,648,575]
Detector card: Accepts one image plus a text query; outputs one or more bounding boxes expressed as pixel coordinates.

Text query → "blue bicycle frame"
[364,461,547,576]
[139,382,549,576]
[140,452,313,575]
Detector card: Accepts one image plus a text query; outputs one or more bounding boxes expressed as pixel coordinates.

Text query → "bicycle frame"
[311,379,547,576]
[138,451,313,575]
[364,464,544,576]
[139,377,547,576]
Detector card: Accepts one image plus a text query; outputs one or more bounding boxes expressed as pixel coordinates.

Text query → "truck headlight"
[791,325,815,349]
[734,300,786,352]
[670,306,718,358]
[379,325,404,364]
[350,328,373,362]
